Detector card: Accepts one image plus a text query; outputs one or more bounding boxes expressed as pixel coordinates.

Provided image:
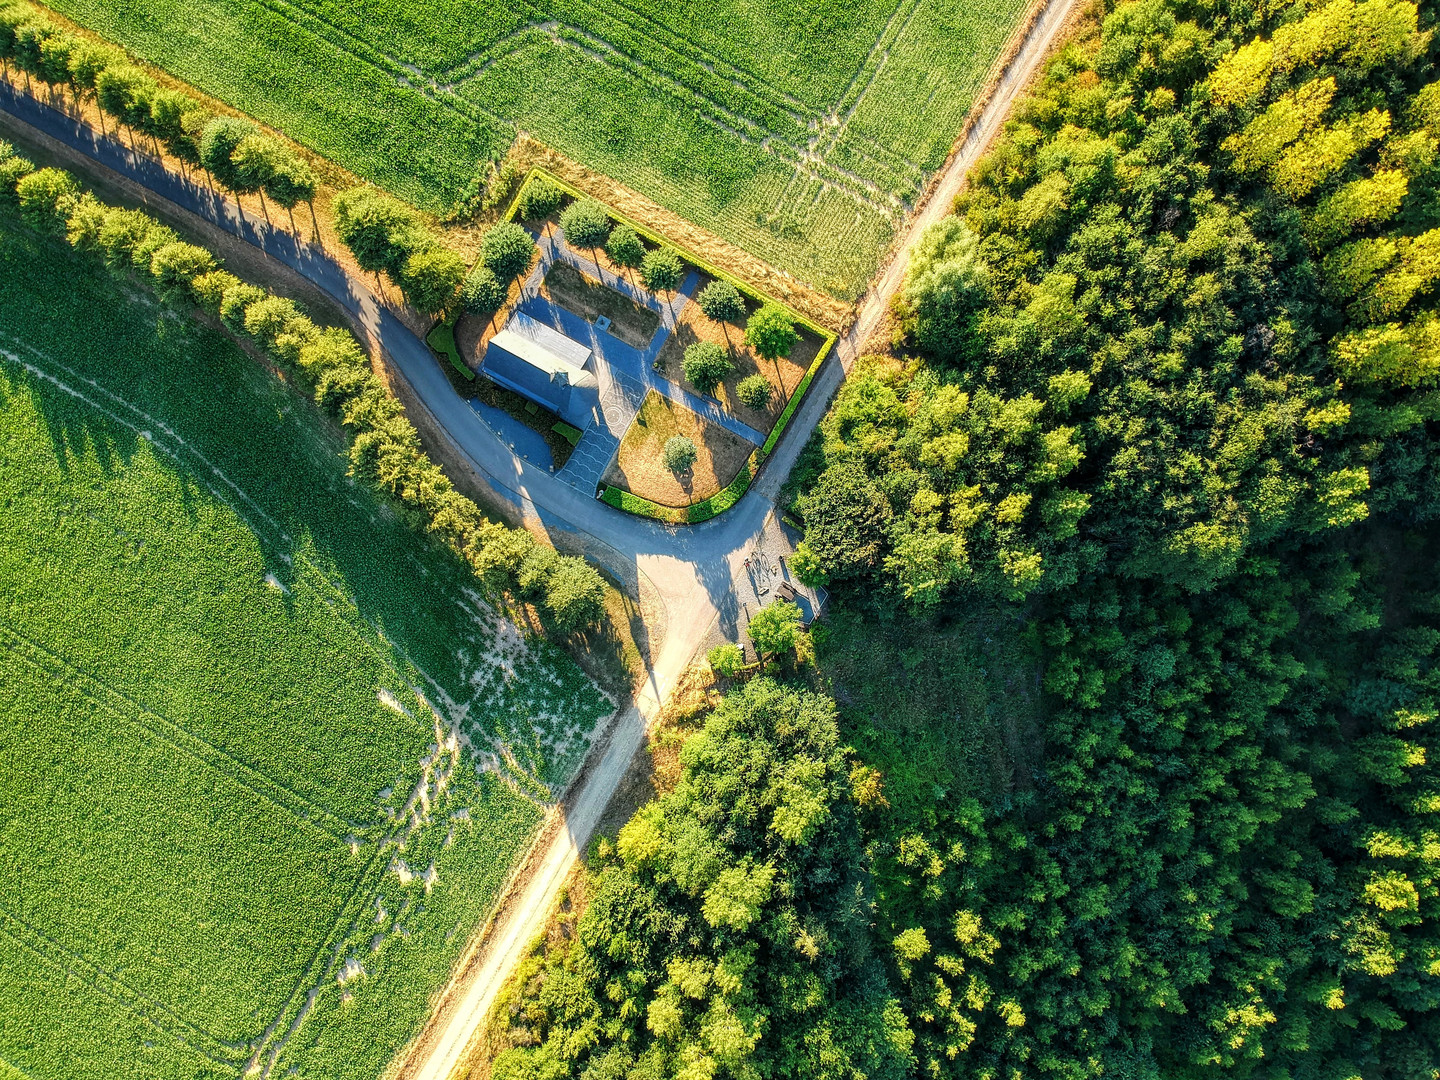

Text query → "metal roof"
[501,310,592,371]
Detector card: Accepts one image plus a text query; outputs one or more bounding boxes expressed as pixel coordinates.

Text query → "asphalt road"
[0,0,1081,1066]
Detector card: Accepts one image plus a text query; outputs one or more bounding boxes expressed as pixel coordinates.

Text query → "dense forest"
[490,0,1440,1077]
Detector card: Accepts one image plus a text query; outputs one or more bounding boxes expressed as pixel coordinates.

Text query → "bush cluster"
[0,149,606,633]
[333,185,465,315]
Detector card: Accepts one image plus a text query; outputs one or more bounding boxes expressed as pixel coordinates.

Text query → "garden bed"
[541,261,658,348]
[602,390,754,508]
[652,271,824,436]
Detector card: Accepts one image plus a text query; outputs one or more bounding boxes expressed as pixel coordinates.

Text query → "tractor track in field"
[0,0,1082,1072]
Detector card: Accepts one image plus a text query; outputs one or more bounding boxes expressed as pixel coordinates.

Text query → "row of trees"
[0,148,608,632]
[0,1,320,237]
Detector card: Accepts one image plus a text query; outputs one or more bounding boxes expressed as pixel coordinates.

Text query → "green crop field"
[0,223,612,1080]
[44,0,1032,298]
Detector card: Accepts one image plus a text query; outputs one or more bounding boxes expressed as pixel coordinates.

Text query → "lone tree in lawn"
[683,341,731,396]
[397,246,465,316]
[697,279,745,337]
[663,434,697,473]
[747,598,801,659]
[199,116,258,222]
[559,197,610,274]
[641,246,684,319]
[481,221,535,282]
[461,264,506,317]
[744,303,797,367]
[516,176,564,222]
[604,224,644,285]
[736,373,771,409]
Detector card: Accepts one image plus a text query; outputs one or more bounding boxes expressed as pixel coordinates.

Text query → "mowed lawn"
[0,226,611,1080]
[46,0,1032,297]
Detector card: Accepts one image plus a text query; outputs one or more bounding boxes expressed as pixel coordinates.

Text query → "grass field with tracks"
[0,225,611,1080]
[44,0,1031,297]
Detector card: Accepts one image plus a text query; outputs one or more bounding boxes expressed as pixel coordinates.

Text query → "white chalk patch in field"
[377,688,412,717]
[338,957,365,984]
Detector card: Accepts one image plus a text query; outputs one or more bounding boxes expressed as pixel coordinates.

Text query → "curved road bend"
[0,1,1079,1071]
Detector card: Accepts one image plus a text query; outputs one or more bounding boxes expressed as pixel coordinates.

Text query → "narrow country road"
[0,0,1078,1071]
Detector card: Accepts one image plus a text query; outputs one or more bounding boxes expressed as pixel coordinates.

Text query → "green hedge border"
[598,449,762,525]
[504,169,840,525]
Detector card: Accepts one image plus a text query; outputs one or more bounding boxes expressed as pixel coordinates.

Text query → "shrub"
[64,192,106,251]
[481,221,535,281]
[129,222,179,271]
[219,281,266,332]
[397,246,465,315]
[663,435,697,472]
[707,642,744,677]
[698,280,745,323]
[149,241,216,303]
[747,599,801,657]
[461,264,505,314]
[605,224,644,269]
[0,146,35,202]
[559,197,610,250]
[242,295,308,354]
[545,556,607,633]
[744,303,797,361]
[16,167,79,231]
[683,342,731,395]
[517,176,564,220]
[470,523,537,591]
[94,207,156,268]
[736,373,772,409]
[191,269,242,314]
[640,247,683,293]
[333,186,421,276]
[518,544,561,597]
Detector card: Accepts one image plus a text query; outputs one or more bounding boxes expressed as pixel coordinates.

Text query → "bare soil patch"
[602,390,752,507]
[541,262,658,348]
[653,273,824,436]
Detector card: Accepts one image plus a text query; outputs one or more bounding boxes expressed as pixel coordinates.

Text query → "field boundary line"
[0,622,358,841]
[246,0,895,217]
[0,907,248,1068]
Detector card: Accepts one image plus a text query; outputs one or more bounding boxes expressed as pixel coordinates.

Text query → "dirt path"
[396,2,1084,1077]
[837,0,1084,366]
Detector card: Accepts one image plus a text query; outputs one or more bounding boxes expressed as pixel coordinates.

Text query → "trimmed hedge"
[761,338,832,456]
[425,318,473,380]
[600,449,762,525]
